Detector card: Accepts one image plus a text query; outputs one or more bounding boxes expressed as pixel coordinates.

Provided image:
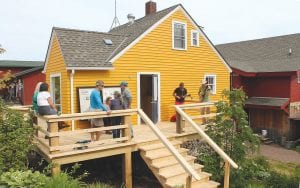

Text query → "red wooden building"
[0,60,45,105]
[217,33,300,142]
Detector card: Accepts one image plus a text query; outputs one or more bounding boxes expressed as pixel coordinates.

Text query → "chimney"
[145,1,156,16]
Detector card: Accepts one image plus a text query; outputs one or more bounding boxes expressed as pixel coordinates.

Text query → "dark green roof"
[0,60,44,68]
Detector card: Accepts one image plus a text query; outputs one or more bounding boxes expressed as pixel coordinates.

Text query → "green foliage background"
[0,99,34,173]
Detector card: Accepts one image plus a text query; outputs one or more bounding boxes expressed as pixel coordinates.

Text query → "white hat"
[202,79,207,84]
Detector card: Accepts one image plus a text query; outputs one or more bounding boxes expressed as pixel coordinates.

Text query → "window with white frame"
[172,21,187,50]
[50,74,62,111]
[205,74,216,94]
[191,30,199,47]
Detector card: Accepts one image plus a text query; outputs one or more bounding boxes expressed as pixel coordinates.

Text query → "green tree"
[0,99,34,173]
[198,89,260,183]
[0,70,14,90]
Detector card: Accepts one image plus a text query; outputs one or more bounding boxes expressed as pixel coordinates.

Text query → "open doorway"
[138,73,160,124]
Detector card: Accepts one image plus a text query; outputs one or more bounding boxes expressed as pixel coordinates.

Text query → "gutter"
[70,69,75,130]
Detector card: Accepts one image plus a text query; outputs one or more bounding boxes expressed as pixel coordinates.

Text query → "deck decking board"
[34,122,200,164]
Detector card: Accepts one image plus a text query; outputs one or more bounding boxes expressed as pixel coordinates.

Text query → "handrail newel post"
[176,111,183,134]
[186,175,192,188]
[224,160,230,188]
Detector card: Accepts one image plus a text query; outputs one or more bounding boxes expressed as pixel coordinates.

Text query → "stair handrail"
[174,104,238,169]
[137,109,201,181]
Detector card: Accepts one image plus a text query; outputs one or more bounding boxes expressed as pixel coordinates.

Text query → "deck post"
[176,111,183,134]
[122,115,132,142]
[224,160,230,188]
[48,122,60,153]
[186,175,192,188]
[123,150,132,188]
[51,163,61,175]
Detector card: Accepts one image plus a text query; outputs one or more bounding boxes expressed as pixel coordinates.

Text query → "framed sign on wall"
[77,86,121,113]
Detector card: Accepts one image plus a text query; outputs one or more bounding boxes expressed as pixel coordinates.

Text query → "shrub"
[44,173,85,188]
[197,89,260,183]
[0,99,34,173]
[0,170,48,188]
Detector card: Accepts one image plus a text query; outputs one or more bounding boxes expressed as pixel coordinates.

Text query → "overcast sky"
[1,0,300,61]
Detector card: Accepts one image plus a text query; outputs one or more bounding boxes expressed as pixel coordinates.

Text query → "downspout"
[70,69,75,130]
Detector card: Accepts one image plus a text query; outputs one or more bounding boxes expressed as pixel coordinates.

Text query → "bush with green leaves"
[0,99,34,173]
[0,170,48,188]
[0,170,87,188]
[198,89,260,182]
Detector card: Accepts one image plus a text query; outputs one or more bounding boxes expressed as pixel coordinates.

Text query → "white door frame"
[137,72,161,125]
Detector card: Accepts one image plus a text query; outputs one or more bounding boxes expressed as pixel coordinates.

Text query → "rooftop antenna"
[110,0,120,30]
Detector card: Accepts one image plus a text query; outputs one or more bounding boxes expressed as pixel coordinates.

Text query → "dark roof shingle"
[54,28,126,68]
[216,33,300,73]
[53,4,179,68]
[0,60,43,68]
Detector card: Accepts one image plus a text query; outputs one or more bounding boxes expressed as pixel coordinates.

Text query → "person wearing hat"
[198,79,211,102]
[198,79,211,124]
[120,81,134,138]
[90,80,111,141]
[120,81,132,109]
[110,91,123,138]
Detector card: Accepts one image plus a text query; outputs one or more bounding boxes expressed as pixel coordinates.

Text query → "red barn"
[217,33,300,142]
[0,60,45,105]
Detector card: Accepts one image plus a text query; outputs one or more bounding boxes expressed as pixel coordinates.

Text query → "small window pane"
[192,32,199,46]
[173,22,186,49]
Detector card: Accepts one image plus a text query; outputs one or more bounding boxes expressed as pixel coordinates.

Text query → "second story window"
[191,30,199,47]
[172,21,187,50]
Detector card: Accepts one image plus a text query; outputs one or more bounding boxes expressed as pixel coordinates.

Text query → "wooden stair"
[139,141,220,188]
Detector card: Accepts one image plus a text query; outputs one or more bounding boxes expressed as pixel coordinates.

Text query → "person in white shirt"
[37,83,57,115]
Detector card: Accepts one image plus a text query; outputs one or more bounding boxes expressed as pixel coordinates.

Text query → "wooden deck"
[34,121,200,165]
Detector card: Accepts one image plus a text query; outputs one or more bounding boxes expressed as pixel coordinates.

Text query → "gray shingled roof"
[216,33,300,73]
[54,28,126,68]
[53,4,179,68]
[245,97,289,107]
[0,60,43,68]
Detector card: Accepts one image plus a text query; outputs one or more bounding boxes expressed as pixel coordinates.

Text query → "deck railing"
[175,102,238,188]
[34,109,136,158]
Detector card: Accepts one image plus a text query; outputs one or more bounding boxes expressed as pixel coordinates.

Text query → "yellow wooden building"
[43,2,231,129]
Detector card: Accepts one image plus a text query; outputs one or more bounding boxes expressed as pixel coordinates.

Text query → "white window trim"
[172,20,187,50]
[191,30,200,47]
[50,73,62,110]
[204,74,217,94]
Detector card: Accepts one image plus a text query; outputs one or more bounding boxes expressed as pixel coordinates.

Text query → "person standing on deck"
[120,81,133,138]
[198,79,211,124]
[173,82,188,105]
[90,80,111,141]
[110,91,123,138]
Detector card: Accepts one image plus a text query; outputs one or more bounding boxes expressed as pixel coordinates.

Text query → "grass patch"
[268,159,299,176]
